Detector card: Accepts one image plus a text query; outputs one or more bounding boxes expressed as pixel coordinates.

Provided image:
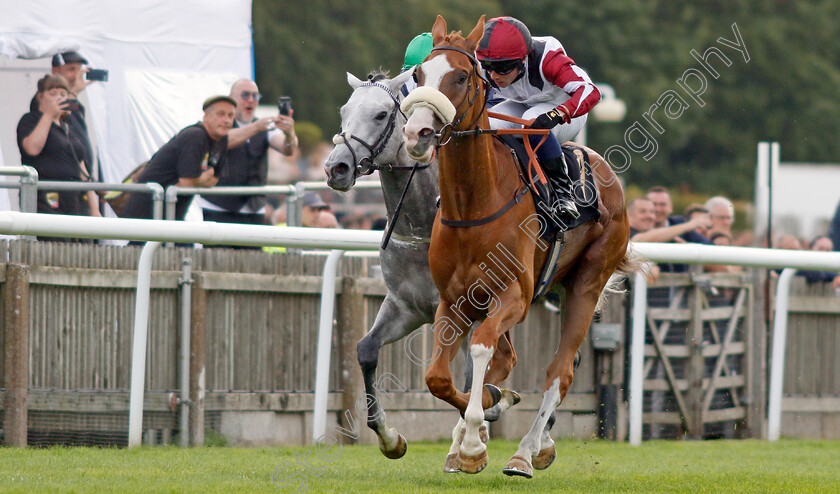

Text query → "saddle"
[494,135,601,239]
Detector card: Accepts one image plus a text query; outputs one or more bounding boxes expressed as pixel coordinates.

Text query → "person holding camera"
[197,79,297,247]
[122,95,235,222]
[17,74,101,238]
[29,52,103,188]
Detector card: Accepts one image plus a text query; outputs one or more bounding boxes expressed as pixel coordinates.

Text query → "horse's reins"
[332,79,429,250]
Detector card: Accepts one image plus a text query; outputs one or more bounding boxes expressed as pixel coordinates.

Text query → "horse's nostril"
[419,128,434,138]
[333,162,351,177]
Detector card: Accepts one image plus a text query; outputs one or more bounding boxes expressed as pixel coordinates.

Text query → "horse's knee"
[357,336,379,369]
[426,374,455,400]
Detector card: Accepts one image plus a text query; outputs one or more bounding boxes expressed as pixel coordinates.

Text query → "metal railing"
[164,185,297,223]
[39,180,166,220]
[165,180,383,226]
[0,165,39,213]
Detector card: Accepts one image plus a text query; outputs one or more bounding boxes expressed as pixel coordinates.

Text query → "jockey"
[476,16,602,219]
[400,32,433,96]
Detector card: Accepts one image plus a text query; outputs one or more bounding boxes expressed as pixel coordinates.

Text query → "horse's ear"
[347,72,364,89]
[465,15,486,50]
[390,69,414,93]
[431,15,447,46]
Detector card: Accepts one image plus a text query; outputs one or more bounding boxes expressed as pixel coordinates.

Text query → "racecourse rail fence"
[0,240,838,447]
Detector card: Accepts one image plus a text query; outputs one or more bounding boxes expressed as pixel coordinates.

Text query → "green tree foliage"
[253,0,502,137]
[254,1,840,199]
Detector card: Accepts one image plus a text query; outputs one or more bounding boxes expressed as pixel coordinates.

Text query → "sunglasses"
[480,60,520,75]
[240,91,261,102]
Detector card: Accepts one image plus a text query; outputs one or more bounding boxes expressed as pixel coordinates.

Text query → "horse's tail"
[595,244,653,312]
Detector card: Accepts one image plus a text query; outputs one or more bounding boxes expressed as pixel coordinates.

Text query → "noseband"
[332,81,410,177]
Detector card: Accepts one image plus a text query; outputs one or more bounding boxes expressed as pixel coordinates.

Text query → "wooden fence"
[1,240,838,446]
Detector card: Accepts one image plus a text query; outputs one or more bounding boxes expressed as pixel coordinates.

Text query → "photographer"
[17,74,101,239]
[29,52,100,186]
[197,79,297,248]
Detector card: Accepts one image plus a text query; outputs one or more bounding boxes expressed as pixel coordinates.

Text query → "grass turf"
[1,438,839,493]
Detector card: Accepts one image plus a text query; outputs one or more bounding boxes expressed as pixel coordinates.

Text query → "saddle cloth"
[494,134,601,239]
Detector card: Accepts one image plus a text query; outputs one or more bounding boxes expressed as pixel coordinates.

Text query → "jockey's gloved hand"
[531,108,568,130]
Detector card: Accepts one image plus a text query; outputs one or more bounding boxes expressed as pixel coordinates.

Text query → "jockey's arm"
[541,49,602,121]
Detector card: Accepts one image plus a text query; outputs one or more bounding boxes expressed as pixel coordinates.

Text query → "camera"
[277,96,292,116]
[86,69,109,82]
[62,99,81,112]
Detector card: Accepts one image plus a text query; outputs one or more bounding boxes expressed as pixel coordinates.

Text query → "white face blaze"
[402,53,455,161]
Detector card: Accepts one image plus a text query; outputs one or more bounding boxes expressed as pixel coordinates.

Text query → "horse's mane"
[367,70,390,82]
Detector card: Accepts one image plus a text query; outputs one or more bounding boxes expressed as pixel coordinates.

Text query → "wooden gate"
[638,270,759,439]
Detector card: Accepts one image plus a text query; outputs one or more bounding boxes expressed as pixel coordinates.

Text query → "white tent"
[0,0,253,210]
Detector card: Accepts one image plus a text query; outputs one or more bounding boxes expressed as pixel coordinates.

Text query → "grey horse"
[324,70,519,466]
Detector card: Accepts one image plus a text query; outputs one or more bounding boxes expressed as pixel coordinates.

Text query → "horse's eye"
[375,111,388,121]
[457,73,468,85]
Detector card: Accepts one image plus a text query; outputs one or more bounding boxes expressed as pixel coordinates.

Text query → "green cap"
[402,32,433,71]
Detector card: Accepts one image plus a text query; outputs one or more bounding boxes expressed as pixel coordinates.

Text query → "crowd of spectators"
[628,186,840,285]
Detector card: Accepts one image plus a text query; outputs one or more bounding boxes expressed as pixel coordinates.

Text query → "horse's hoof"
[378,431,407,459]
[458,449,488,474]
[443,453,460,473]
[509,389,522,406]
[479,424,489,444]
[484,383,502,408]
[574,350,582,369]
[502,455,533,478]
[483,405,502,422]
[532,445,556,470]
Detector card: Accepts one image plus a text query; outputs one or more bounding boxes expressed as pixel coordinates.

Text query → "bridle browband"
[332,80,428,176]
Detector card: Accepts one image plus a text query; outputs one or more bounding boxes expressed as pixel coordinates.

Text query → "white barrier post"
[312,250,345,443]
[629,270,649,446]
[128,241,161,447]
[767,268,796,441]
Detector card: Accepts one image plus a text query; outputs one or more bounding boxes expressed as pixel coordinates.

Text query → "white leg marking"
[514,378,562,460]
[460,343,494,457]
[448,417,465,456]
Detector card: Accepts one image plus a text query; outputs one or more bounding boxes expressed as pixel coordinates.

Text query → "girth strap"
[440,186,529,228]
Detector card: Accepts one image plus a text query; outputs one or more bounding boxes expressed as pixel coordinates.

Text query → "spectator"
[798,235,840,288]
[263,192,338,253]
[646,186,675,228]
[710,231,733,246]
[681,203,712,243]
[29,51,98,185]
[122,95,234,221]
[829,199,840,252]
[17,74,100,238]
[705,231,742,273]
[198,79,298,247]
[705,196,735,236]
[476,16,603,219]
[628,197,712,243]
[773,234,802,251]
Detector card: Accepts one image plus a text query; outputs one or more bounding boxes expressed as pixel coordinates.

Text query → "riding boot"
[541,155,579,219]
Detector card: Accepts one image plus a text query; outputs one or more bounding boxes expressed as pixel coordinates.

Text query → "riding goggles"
[480,59,520,75]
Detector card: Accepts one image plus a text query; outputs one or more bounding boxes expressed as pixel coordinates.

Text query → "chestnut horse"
[402,15,639,477]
